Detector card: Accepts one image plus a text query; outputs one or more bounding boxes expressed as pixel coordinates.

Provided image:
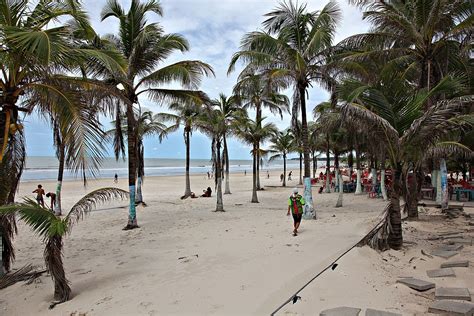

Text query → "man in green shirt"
[287,188,305,236]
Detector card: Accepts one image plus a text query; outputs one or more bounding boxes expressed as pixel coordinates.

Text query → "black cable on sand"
[270,209,387,316]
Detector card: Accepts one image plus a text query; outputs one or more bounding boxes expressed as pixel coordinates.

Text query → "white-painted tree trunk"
[325,172,331,193]
[54,181,62,215]
[440,159,448,210]
[381,169,388,200]
[335,168,340,193]
[355,169,362,195]
[303,177,315,219]
[371,168,377,186]
[136,176,143,203]
[436,169,442,204]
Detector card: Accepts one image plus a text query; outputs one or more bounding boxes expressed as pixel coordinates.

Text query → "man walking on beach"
[33,184,45,207]
[287,188,305,236]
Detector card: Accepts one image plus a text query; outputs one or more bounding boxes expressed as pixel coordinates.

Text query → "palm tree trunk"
[184,128,192,197]
[406,167,419,219]
[215,139,224,211]
[251,145,259,203]
[380,166,388,201]
[334,151,339,190]
[355,149,362,194]
[299,152,303,185]
[136,176,143,203]
[256,105,262,191]
[440,158,448,210]
[325,134,331,193]
[283,154,287,187]
[348,149,354,177]
[55,143,65,215]
[336,170,343,208]
[312,150,316,179]
[371,164,377,187]
[256,148,261,190]
[435,168,442,204]
[45,236,71,302]
[299,85,314,219]
[223,135,231,194]
[124,104,138,229]
[431,169,438,199]
[388,165,403,250]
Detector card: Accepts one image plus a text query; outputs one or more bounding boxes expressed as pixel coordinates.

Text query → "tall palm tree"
[211,94,244,195]
[0,188,128,305]
[197,106,227,211]
[232,70,289,190]
[234,117,277,203]
[340,74,471,250]
[156,102,202,199]
[0,0,125,273]
[268,130,294,187]
[109,110,172,204]
[101,0,214,229]
[229,1,341,217]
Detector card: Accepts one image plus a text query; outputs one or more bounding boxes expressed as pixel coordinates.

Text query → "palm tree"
[229,1,341,217]
[340,75,471,250]
[100,0,214,229]
[0,188,128,304]
[109,110,172,204]
[0,0,125,273]
[211,94,244,195]
[156,102,202,198]
[234,117,277,203]
[197,106,227,211]
[232,70,289,190]
[345,0,472,94]
[268,130,294,187]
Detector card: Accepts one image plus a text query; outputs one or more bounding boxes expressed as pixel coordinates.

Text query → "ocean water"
[22,156,303,181]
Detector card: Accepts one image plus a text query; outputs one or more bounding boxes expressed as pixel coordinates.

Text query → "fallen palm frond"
[0,264,47,290]
[357,202,392,251]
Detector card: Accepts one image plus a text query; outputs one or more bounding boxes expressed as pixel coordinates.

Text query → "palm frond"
[64,188,128,232]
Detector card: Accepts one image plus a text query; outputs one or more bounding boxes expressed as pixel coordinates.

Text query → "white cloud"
[26,0,370,158]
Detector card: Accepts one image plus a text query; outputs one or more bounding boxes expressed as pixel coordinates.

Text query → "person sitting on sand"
[45,192,56,210]
[201,187,212,197]
[32,184,45,207]
[287,188,305,236]
[191,192,198,198]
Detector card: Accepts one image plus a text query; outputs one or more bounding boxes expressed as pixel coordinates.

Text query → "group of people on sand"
[32,184,56,210]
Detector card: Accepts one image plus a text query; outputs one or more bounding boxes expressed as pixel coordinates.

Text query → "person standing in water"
[287,188,305,236]
[114,173,118,183]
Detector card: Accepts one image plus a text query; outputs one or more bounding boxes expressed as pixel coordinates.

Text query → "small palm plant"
[0,188,128,305]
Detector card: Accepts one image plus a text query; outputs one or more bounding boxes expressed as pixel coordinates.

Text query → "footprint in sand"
[95,296,112,305]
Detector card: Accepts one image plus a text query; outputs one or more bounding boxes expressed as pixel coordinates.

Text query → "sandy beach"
[1,171,390,315]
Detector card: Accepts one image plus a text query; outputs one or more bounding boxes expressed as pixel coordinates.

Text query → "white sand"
[1,171,388,315]
[281,205,474,315]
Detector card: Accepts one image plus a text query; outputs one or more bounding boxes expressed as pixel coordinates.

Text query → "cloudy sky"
[25,0,369,160]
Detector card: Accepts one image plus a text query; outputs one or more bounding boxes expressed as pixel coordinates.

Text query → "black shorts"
[292,213,302,223]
